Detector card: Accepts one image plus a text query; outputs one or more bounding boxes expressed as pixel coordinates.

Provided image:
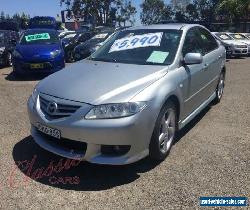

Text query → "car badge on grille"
[47,102,58,114]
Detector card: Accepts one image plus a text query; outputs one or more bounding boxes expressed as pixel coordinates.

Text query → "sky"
[1,0,170,25]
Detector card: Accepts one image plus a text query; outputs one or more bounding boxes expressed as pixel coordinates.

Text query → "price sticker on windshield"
[94,33,108,39]
[25,33,50,42]
[109,32,163,53]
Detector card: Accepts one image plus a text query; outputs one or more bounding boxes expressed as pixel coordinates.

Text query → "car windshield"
[20,30,59,45]
[229,34,247,40]
[90,29,182,65]
[215,33,232,40]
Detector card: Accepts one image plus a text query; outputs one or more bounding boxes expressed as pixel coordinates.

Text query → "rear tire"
[149,101,177,161]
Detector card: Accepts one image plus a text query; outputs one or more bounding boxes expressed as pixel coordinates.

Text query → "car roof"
[127,23,202,31]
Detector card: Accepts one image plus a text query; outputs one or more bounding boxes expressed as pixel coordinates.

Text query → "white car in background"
[212,32,248,57]
[226,33,250,55]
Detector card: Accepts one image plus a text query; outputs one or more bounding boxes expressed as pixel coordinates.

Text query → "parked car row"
[212,32,250,57]
[60,27,116,63]
[0,26,119,77]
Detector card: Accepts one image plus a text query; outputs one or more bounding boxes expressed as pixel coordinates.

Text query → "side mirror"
[184,53,203,65]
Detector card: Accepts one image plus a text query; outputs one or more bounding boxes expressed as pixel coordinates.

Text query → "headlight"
[50,50,61,58]
[31,88,38,103]
[85,102,147,119]
[13,50,23,58]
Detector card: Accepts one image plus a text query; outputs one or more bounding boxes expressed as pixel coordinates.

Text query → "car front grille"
[39,95,81,120]
[235,45,247,48]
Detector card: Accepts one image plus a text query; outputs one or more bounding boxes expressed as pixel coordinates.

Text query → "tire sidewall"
[215,71,225,103]
[149,101,177,160]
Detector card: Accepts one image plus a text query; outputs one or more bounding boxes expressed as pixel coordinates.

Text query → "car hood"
[37,59,168,104]
[16,43,61,59]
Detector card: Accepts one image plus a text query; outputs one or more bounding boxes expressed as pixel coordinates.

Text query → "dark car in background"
[29,16,57,30]
[12,29,65,76]
[74,30,115,61]
[62,31,94,62]
[0,30,19,67]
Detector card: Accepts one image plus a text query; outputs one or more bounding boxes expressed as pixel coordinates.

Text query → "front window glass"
[90,29,182,65]
[198,28,218,54]
[182,28,203,55]
[20,30,59,45]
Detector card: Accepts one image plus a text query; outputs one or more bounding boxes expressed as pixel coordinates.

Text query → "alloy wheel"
[158,109,176,154]
[217,73,225,99]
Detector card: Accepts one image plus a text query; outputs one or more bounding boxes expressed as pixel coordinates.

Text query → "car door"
[181,27,210,118]
[197,27,223,99]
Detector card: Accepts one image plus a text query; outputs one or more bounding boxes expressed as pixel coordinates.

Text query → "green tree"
[217,0,250,31]
[140,0,171,25]
[60,0,136,26]
[217,0,241,23]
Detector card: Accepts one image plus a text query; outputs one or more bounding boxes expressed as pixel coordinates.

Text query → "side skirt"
[178,92,216,130]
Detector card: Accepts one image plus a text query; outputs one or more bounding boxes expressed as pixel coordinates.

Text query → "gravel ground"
[0,58,249,210]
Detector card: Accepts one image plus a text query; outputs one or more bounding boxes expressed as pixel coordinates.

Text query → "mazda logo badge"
[47,102,57,114]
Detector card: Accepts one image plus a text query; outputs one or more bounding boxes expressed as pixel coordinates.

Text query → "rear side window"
[197,28,218,54]
[182,28,203,56]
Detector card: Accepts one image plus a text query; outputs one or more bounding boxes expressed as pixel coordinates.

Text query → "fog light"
[101,145,131,156]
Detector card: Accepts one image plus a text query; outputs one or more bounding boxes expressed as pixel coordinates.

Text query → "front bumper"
[27,95,156,165]
[231,48,248,56]
[13,56,65,75]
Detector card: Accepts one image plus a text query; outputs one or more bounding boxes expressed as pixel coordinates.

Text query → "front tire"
[214,71,225,104]
[6,52,12,66]
[149,101,177,161]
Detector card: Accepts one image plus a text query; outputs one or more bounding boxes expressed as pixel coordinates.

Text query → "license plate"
[37,123,61,139]
[30,63,44,69]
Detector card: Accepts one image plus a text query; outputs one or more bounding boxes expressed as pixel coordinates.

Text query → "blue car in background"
[12,29,65,76]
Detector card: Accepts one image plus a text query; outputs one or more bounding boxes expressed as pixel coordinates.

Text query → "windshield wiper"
[89,57,117,63]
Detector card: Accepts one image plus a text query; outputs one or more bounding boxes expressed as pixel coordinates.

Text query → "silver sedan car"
[27,24,226,165]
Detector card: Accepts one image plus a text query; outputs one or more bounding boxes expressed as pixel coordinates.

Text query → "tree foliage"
[140,0,250,27]
[60,0,136,26]
[140,0,172,25]
[0,11,30,29]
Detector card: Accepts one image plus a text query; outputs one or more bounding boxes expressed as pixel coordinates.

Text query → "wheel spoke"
[168,127,175,139]
[161,117,168,133]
